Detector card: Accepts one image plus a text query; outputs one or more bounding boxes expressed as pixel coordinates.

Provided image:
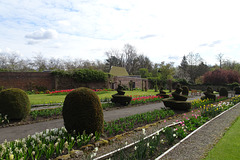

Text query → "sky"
[1,0,240,66]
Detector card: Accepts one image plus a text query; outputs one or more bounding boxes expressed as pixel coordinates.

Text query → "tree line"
[1,44,240,85]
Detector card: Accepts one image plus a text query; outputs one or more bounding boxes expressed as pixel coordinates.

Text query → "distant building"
[109,66,129,76]
[108,66,148,91]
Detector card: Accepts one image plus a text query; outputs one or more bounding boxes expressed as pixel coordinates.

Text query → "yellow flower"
[9,154,14,160]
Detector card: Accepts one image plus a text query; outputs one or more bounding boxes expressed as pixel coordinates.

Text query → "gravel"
[161,102,240,160]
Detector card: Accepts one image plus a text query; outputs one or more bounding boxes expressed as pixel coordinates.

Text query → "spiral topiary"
[219,87,228,97]
[62,87,103,135]
[207,87,213,93]
[182,86,189,96]
[0,88,30,120]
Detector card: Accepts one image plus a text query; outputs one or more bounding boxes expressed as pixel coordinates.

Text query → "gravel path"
[0,102,167,143]
[161,102,240,160]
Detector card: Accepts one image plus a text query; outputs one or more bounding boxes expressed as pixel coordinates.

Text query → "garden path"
[0,96,201,143]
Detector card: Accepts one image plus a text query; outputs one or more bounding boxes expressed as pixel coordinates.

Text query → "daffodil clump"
[191,96,228,109]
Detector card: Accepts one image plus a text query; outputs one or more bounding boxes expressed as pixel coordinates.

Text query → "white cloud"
[25,28,58,40]
[1,0,240,66]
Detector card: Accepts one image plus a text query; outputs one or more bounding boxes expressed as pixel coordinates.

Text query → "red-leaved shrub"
[203,69,240,85]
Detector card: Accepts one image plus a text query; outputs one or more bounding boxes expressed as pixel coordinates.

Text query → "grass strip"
[204,116,240,160]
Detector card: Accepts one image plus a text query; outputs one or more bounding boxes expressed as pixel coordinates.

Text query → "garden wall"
[55,77,107,90]
[0,72,55,91]
[0,72,107,91]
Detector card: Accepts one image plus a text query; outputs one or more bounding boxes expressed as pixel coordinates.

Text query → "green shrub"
[62,87,103,135]
[182,86,189,96]
[111,95,132,106]
[0,88,30,120]
[52,69,107,82]
[219,87,228,97]
[228,82,239,90]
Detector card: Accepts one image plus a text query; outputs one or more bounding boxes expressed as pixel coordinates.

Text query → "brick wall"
[0,72,107,91]
[0,72,147,91]
[0,72,55,90]
[55,77,107,90]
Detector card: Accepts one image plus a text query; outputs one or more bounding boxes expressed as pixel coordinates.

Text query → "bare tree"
[0,52,8,70]
[123,44,138,74]
[32,53,47,71]
[186,52,204,83]
[48,57,65,70]
[216,53,224,69]
[105,49,123,72]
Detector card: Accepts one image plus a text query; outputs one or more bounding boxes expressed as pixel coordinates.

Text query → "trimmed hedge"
[62,87,103,135]
[52,69,107,82]
[0,88,30,120]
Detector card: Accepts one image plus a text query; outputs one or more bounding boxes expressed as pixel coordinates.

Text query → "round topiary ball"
[63,87,103,135]
[219,87,228,97]
[0,88,30,120]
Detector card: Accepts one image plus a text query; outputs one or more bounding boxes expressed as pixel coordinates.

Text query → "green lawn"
[28,89,163,105]
[204,116,240,160]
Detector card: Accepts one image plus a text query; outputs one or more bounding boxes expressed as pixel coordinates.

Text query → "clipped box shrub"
[219,87,228,97]
[63,87,103,135]
[234,87,240,95]
[172,92,187,101]
[0,88,30,120]
[162,98,191,110]
[111,95,132,106]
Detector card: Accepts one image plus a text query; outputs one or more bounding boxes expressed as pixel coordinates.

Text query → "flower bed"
[1,96,238,160]
[96,96,240,160]
[130,95,163,105]
[48,89,114,95]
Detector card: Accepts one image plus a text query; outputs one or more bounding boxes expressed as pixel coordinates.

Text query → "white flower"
[152,136,155,139]
[94,147,98,152]
[32,151,35,155]
[173,134,176,137]
[91,152,97,158]
[125,142,128,145]
[64,141,68,148]
[55,142,58,147]
[134,146,137,150]
[147,143,149,147]
[142,128,146,135]
[42,144,46,149]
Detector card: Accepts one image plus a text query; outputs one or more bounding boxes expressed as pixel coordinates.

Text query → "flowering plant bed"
[48,89,114,95]
[92,97,240,160]
[0,96,238,160]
